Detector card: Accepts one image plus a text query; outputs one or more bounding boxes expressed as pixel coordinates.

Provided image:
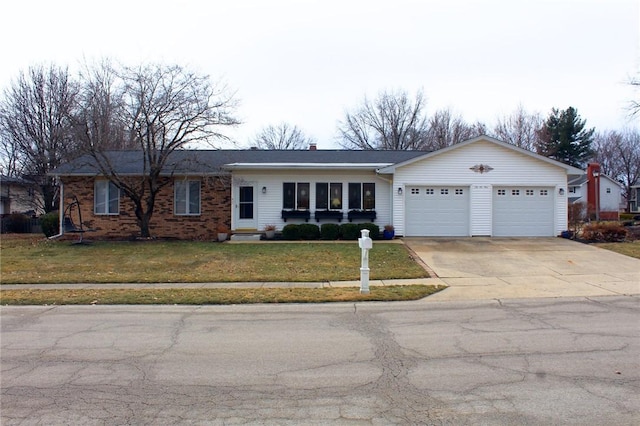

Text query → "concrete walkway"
[404,237,640,301]
[2,238,638,301]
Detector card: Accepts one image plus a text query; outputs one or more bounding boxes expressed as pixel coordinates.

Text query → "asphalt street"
[1,296,638,425]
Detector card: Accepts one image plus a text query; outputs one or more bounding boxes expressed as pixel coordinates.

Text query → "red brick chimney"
[586,163,600,220]
[309,143,317,151]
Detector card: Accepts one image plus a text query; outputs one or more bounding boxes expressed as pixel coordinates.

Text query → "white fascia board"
[225,163,393,170]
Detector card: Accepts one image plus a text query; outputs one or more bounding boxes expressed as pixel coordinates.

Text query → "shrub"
[619,213,635,221]
[6,213,30,233]
[281,224,300,240]
[298,223,320,240]
[40,212,60,237]
[581,222,628,242]
[321,223,340,240]
[340,223,360,240]
[359,223,380,240]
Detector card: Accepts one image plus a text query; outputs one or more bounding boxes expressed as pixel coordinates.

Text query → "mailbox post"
[358,229,373,294]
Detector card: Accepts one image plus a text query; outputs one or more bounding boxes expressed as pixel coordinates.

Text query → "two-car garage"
[384,137,584,238]
[404,185,555,237]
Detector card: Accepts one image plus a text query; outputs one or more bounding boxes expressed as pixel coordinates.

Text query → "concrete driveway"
[404,237,640,301]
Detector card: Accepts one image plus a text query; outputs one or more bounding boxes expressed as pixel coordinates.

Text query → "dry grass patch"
[594,241,640,259]
[0,285,445,305]
[0,235,428,284]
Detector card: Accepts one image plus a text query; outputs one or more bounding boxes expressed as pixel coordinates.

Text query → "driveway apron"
[403,237,640,301]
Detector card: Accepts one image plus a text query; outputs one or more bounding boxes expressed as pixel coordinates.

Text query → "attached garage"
[405,186,469,236]
[492,187,555,236]
[382,136,585,238]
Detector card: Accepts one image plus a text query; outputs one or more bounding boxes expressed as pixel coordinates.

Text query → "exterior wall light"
[262,186,267,194]
[397,187,403,195]
[559,188,565,196]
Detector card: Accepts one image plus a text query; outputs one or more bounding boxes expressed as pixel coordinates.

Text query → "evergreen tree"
[536,106,594,168]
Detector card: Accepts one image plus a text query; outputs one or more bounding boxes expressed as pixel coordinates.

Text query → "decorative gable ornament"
[470,164,494,174]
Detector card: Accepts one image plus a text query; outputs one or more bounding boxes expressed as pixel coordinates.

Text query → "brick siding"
[61,176,231,240]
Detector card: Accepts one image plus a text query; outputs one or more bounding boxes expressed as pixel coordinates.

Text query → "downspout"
[48,176,64,239]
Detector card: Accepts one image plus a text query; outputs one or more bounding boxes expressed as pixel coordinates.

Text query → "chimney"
[586,163,600,220]
[309,143,317,151]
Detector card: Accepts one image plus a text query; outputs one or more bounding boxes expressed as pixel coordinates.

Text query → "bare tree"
[337,89,428,150]
[629,76,640,118]
[423,108,484,150]
[492,105,542,151]
[252,122,315,149]
[0,64,79,212]
[76,63,239,238]
[75,58,135,151]
[592,129,640,212]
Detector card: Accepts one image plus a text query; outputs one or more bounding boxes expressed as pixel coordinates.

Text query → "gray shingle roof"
[52,149,429,176]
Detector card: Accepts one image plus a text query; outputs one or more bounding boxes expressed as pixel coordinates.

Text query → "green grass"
[0,235,428,284]
[0,285,445,305]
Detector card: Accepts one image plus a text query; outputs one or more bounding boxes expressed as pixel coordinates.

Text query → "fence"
[0,216,42,234]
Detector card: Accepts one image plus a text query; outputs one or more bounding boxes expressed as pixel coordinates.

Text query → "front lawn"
[0,285,444,305]
[0,235,428,284]
[594,241,640,259]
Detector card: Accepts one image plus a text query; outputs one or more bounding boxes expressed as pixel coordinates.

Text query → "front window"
[283,182,310,210]
[94,180,119,215]
[316,183,343,210]
[175,180,201,215]
[348,183,375,210]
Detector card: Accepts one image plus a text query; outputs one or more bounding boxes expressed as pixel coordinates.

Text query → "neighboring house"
[0,176,42,216]
[567,163,622,220]
[51,136,584,239]
[630,184,640,213]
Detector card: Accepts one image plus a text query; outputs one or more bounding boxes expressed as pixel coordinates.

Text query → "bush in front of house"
[298,223,320,240]
[5,213,30,233]
[282,224,300,240]
[581,222,628,242]
[340,223,360,240]
[321,223,340,240]
[358,223,380,240]
[619,213,635,221]
[40,212,60,237]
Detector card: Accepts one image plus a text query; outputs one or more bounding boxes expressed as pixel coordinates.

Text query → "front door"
[235,185,257,229]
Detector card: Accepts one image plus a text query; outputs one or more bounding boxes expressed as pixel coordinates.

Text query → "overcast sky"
[2,0,638,148]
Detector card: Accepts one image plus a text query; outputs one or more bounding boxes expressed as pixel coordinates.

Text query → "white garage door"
[405,186,469,236]
[493,187,554,236]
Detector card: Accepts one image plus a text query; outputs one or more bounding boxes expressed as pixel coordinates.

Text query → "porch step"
[230,233,262,241]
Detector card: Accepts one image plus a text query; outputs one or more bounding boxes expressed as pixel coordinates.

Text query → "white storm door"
[236,185,257,229]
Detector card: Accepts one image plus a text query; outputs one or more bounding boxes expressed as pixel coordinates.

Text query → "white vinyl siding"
[94,180,119,215]
[393,139,569,236]
[232,171,390,232]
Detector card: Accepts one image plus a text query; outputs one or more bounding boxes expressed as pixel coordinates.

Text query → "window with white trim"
[497,189,506,196]
[440,188,449,195]
[606,187,611,194]
[455,188,464,195]
[425,188,434,195]
[526,189,534,196]
[94,180,119,215]
[410,188,420,195]
[540,189,548,196]
[512,189,520,196]
[175,180,201,215]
